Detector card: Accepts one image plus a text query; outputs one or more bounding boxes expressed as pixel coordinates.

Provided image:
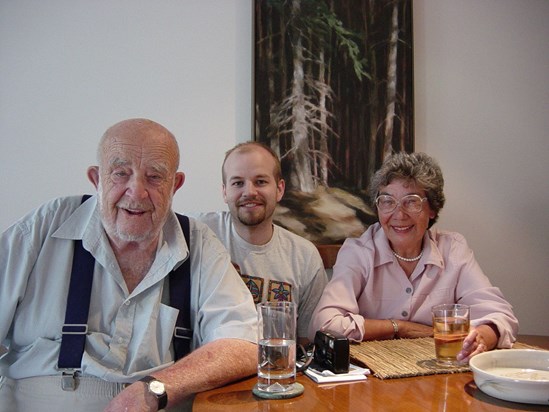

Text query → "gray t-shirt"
[192,211,328,339]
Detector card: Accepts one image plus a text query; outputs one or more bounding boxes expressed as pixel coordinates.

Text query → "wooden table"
[193,335,549,411]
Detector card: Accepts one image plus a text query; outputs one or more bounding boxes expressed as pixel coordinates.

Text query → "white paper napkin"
[300,362,370,384]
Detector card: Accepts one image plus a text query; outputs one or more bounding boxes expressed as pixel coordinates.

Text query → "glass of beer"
[432,304,470,366]
[253,301,304,399]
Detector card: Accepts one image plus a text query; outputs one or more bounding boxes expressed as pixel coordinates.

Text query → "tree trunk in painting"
[317,49,331,187]
[289,0,315,192]
[382,1,398,159]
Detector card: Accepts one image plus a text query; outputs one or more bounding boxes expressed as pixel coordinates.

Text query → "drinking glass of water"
[253,301,304,399]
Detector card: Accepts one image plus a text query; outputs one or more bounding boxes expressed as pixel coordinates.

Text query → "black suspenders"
[57,236,95,371]
[58,195,192,388]
[170,213,193,359]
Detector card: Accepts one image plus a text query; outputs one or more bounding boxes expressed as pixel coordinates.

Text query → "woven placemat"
[350,337,542,379]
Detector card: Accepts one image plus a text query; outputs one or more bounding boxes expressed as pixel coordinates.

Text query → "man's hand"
[103,381,157,412]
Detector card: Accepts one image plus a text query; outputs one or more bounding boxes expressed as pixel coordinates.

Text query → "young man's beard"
[237,207,267,226]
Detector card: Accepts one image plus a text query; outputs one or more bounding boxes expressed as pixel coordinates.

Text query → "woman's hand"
[457,324,499,363]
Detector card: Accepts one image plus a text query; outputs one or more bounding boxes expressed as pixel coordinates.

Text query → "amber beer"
[432,304,470,366]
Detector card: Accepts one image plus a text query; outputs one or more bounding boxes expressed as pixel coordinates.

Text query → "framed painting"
[254,0,414,250]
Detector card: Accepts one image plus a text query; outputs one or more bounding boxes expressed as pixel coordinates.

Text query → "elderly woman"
[310,152,518,362]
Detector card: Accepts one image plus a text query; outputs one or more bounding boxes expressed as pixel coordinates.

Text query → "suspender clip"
[61,369,80,391]
[174,327,193,340]
[62,324,88,335]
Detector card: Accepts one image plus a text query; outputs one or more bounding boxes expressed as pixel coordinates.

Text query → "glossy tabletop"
[193,335,549,412]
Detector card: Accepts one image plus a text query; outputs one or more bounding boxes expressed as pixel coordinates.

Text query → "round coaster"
[417,359,466,370]
[252,382,305,399]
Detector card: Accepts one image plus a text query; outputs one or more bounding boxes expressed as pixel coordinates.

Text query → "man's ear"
[87,166,100,189]
[173,172,185,194]
[276,178,285,203]
[222,184,228,204]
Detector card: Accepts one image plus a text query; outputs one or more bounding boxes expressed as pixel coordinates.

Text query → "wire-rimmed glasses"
[375,194,427,214]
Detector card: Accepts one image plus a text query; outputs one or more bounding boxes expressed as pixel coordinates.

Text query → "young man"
[0,119,257,411]
[194,142,328,344]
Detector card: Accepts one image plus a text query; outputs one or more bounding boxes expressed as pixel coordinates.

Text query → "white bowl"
[469,349,549,405]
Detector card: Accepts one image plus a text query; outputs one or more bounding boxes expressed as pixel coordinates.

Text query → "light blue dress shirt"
[0,195,257,381]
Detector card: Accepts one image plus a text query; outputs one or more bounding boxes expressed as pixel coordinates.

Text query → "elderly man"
[0,119,257,411]
[192,142,328,345]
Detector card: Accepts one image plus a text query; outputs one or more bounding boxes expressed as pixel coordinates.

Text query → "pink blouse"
[310,223,518,348]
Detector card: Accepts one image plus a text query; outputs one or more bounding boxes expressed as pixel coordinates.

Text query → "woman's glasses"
[375,194,427,214]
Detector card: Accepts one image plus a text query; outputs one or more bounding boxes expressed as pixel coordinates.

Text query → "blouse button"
[401,310,409,317]
[405,287,412,294]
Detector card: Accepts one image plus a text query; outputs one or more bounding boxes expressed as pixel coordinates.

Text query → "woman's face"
[377,178,435,254]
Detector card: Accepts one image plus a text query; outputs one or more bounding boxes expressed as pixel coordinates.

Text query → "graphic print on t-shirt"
[238,269,293,304]
[240,274,264,304]
[268,280,292,302]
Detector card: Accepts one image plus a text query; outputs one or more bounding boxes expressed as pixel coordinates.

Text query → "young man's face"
[222,147,284,228]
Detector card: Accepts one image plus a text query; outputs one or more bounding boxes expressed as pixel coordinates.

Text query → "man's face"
[89,124,184,245]
[222,147,284,228]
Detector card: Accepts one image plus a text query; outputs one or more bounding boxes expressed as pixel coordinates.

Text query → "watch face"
[149,380,165,395]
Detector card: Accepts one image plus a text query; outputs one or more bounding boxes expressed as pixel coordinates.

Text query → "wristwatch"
[140,375,168,410]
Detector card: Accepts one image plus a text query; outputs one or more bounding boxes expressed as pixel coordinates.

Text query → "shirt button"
[118,337,124,344]
[405,287,412,294]
[401,311,408,317]
[125,300,131,306]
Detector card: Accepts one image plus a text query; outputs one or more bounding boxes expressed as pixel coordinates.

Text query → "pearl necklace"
[392,249,423,262]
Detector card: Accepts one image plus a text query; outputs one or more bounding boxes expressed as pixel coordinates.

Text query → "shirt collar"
[369,222,445,269]
[424,227,445,269]
[52,195,98,242]
[230,219,278,253]
[52,195,189,271]
[372,223,395,267]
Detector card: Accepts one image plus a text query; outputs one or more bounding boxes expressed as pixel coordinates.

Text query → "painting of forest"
[254,0,414,245]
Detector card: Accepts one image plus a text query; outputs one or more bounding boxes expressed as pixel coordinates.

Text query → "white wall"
[0,0,252,226]
[1,0,547,335]
[414,0,549,335]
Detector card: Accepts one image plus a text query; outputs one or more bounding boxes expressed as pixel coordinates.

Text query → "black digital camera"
[313,330,350,374]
